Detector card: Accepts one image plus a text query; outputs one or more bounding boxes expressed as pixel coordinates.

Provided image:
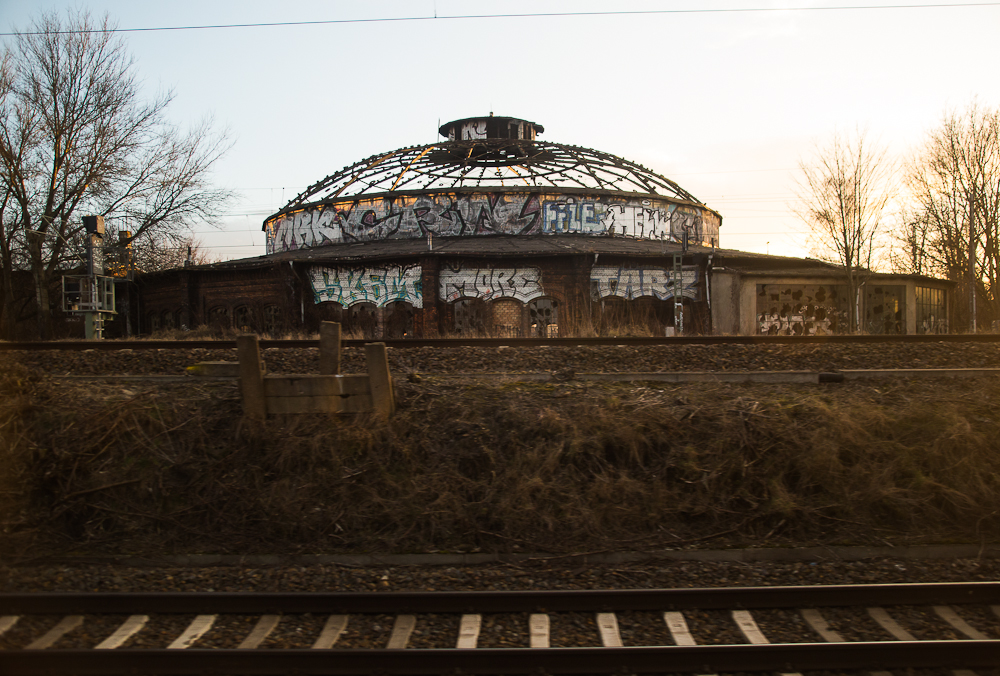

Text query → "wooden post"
[237,334,267,419]
[319,321,341,375]
[364,342,394,417]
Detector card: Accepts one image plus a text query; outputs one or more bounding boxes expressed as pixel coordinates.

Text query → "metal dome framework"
[281,139,703,213]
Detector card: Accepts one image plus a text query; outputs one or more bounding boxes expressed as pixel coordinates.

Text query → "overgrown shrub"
[2,365,999,559]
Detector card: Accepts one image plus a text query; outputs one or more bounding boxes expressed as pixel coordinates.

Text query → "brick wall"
[491,298,523,337]
[135,251,711,337]
[138,264,296,335]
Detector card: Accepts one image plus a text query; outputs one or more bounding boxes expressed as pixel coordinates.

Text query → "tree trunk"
[0,199,16,340]
[0,252,14,340]
[845,267,859,334]
[0,233,14,340]
[28,236,52,340]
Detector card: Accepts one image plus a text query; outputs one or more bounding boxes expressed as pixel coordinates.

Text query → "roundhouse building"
[134,115,951,337]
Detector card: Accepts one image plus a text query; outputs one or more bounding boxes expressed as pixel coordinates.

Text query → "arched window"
[162,310,175,330]
[208,306,230,329]
[345,302,378,338]
[317,301,344,325]
[384,301,414,339]
[234,305,252,333]
[148,312,161,333]
[527,298,559,338]
[453,298,487,336]
[263,305,282,337]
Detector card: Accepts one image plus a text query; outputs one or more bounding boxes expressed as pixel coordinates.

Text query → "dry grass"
[1,363,999,559]
[139,325,319,341]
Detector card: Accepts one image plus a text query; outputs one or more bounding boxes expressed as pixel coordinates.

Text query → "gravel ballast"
[5,341,1000,377]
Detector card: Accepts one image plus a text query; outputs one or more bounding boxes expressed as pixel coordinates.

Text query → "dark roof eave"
[157,236,726,273]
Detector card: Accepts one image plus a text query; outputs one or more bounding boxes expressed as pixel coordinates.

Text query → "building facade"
[132,116,951,338]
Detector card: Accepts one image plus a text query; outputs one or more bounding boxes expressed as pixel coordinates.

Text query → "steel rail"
[3,333,1000,351]
[2,642,999,674]
[3,582,998,614]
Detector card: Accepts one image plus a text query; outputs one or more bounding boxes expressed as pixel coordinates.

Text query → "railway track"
[3,333,1000,350]
[1,583,998,674]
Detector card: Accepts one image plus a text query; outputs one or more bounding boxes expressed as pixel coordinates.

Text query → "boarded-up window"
[491,298,523,338]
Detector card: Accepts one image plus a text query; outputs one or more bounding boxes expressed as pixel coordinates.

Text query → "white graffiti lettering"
[439,265,544,303]
[266,194,721,253]
[309,265,423,308]
[590,265,698,301]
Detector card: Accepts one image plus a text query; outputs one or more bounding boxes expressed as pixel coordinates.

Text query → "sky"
[1,0,998,264]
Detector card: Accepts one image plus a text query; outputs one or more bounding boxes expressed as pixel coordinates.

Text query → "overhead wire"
[2,3,999,36]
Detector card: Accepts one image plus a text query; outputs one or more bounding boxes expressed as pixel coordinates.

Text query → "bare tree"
[0,52,31,338]
[0,10,231,339]
[101,222,217,276]
[795,128,894,332]
[889,206,932,275]
[907,102,1000,330]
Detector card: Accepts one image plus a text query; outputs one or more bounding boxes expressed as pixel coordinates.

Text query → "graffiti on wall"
[863,285,905,335]
[439,265,544,303]
[542,198,607,234]
[266,193,721,253]
[268,194,543,252]
[590,265,698,301]
[458,120,488,140]
[756,284,847,335]
[310,265,423,308]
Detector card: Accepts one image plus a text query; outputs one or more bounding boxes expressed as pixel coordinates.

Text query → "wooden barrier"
[229,322,393,418]
[319,321,341,375]
[237,334,267,419]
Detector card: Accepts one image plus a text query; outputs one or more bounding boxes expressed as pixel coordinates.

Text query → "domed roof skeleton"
[279,138,704,215]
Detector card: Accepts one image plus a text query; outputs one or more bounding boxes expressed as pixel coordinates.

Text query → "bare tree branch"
[794,127,895,333]
[907,101,1000,330]
[0,9,233,339]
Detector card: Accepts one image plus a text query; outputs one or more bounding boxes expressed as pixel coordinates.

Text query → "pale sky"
[2,0,998,263]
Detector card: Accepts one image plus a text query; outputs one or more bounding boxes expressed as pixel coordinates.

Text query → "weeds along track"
[1,583,998,674]
[3,342,1000,557]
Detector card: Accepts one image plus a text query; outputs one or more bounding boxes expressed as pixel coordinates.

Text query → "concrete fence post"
[319,321,341,375]
[237,334,267,419]
[364,342,394,418]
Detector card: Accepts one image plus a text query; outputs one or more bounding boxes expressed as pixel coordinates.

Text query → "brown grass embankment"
[1,363,999,559]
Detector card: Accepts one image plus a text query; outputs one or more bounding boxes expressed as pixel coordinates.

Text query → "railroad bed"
[3,336,1000,377]
[2,583,999,674]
